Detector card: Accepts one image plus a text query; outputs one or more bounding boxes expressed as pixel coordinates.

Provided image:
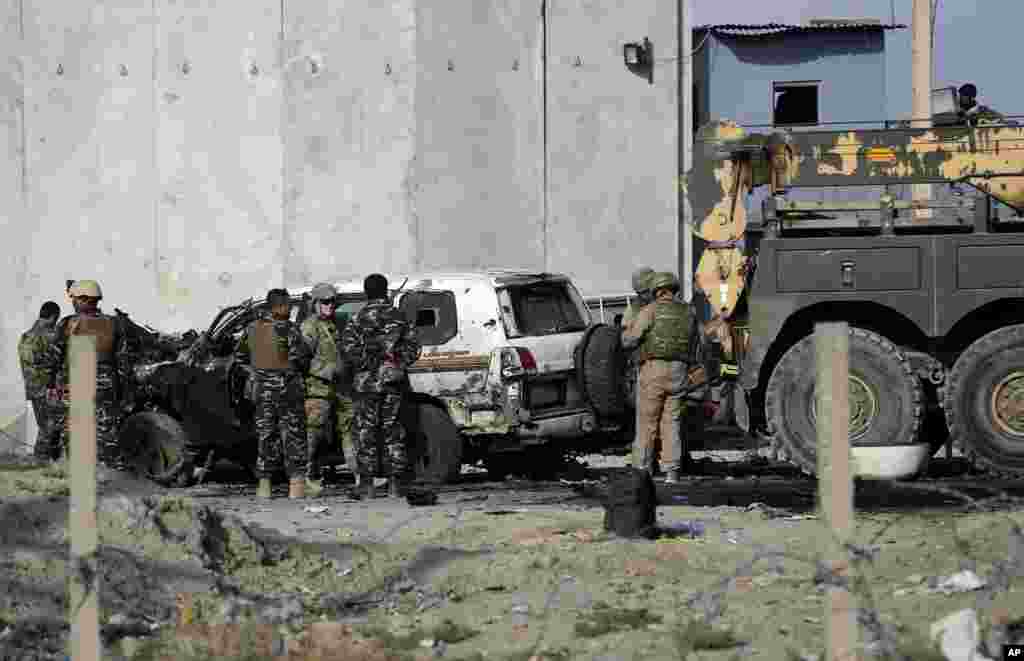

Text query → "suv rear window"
[399,290,458,346]
[501,281,589,337]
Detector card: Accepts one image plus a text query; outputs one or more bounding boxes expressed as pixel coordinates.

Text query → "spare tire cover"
[577,324,628,419]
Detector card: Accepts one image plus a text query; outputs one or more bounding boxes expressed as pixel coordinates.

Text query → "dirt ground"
[2,451,1024,661]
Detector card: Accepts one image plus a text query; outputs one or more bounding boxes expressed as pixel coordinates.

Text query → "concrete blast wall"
[0,0,681,451]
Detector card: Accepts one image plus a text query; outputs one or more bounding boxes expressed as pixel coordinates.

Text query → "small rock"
[419,638,435,648]
[905,573,924,584]
[778,625,791,635]
[803,616,821,624]
[511,605,530,615]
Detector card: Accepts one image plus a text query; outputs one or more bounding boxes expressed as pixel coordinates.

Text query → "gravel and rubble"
[1,452,1024,661]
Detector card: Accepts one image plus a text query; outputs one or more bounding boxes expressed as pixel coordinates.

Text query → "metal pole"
[69,335,100,661]
[679,0,693,303]
[815,323,857,661]
[911,0,933,221]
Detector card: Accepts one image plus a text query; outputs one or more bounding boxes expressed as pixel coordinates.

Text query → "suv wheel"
[403,401,464,484]
[944,324,1024,477]
[576,324,628,419]
[120,411,189,482]
[765,327,923,476]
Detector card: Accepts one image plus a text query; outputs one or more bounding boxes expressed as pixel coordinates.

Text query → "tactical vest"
[640,300,690,362]
[67,315,116,361]
[249,319,290,370]
[305,318,339,382]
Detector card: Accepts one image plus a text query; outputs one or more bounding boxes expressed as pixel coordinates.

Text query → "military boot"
[257,478,272,499]
[388,477,402,499]
[289,477,306,499]
[664,463,681,484]
[305,477,324,497]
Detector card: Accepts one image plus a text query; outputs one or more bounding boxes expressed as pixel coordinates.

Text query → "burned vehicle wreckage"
[118,272,719,488]
[120,291,463,487]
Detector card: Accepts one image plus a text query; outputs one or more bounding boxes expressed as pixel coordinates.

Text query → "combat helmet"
[310,282,338,302]
[649,271,680,294]
[631,267,655,293]
[71,279,103,299]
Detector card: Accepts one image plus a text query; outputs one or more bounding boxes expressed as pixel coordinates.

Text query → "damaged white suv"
[330,270,630,480]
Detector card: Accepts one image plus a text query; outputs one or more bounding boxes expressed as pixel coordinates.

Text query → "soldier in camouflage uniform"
[301,282,356,494]
[621,271,691,484]
[340,274,421,498]
[45,280,135,469]
[19,301,62,460]
[235,288,312,499]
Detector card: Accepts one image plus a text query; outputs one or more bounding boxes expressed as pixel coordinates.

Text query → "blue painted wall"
[702,29,888,128]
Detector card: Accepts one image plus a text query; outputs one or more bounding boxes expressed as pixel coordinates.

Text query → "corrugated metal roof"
[697,22,907,38]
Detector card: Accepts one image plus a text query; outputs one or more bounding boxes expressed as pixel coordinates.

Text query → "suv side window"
[398,291,458,346]
[502,281,588,337]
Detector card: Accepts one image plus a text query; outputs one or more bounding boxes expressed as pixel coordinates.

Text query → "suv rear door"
[496,278,592,416]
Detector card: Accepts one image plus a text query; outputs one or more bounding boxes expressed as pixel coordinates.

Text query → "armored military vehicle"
[687,85,1024,479]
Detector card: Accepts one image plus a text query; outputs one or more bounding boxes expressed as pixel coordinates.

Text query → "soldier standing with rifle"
[621,272,691,484]
[235,288,313,499]
[45,280,135,469]
[340,273,421,499]
[19,301,62,460]
[301,282,356,495]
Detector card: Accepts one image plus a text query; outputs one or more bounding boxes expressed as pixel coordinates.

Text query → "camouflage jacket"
[19,319,58,399]
[45,311,134,394]
[339,298,421,394]
[235,314,311,377]
[300,315,342,391]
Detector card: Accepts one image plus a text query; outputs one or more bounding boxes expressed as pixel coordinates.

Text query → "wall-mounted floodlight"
[622,37,653,84]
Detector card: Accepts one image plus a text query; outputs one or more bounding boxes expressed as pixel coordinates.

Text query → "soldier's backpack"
[602,468,658,539]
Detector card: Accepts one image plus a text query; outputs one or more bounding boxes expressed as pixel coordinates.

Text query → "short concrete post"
[815,322,858,661]
[69,335,100,661]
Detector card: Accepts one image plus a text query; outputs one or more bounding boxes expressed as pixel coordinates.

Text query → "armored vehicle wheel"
[120,411,188,481]
[404,401,464,484]
[765,327,923,477]
[944,324,1024,477]
[576,324,628,419]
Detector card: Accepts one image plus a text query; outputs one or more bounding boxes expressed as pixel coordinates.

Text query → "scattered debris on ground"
[2,453,1024,660]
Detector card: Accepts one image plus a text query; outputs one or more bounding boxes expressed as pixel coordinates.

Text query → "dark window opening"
[773,82,820,126]
[505,282,587,337]
[398,291,458,346]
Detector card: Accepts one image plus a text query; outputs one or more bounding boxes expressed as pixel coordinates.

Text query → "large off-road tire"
[403,402,464,484]
[765,327,923,476]
[943,324,1024,477]
[576,324,628,419]
[119,411,189,480]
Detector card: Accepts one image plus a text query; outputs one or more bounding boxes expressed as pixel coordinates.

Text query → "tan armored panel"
[695,246,748,319]
[249,320,289,370]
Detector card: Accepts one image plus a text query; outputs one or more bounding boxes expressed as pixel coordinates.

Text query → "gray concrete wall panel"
[22,0,156,312]
[414,0,545,272]
[0,0,28,447]
[546,0,678,297]
[282,0,417,284]
[154,0,284,329]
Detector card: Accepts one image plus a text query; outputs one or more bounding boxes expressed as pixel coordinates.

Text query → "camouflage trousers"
[352,392,408,479]
[55,369,124,469]
[254,370,308,480]
[29,395,62,461]
[304,385,355,480]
